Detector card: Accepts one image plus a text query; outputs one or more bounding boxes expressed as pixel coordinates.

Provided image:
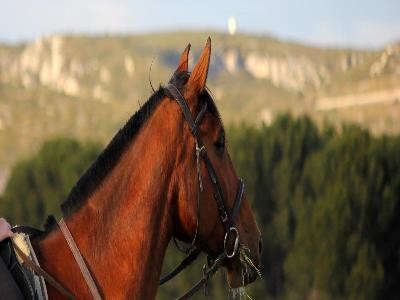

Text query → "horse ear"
[174,43,191,75]
[187,37,211,95]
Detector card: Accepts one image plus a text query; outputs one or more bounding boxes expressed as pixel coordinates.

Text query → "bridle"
[160,83,245,299]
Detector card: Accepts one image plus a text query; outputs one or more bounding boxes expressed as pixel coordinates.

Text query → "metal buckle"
[196,143,205,156]
[221,210,228,223]
[224,227,240,258]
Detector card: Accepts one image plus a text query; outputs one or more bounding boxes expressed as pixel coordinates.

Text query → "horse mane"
[60,87,166,217]
[58,71,219,221]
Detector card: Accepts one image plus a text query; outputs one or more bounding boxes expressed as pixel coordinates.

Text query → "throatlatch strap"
[59,219,102,300]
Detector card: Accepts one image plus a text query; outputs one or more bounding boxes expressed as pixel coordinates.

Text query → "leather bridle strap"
[229,178,244,228]
[176,252,226,300]
[166,81,245,231]
[165,84,232,232]
[159,248,201,285]
[202,152,230,231]
[59,218,102,300]
[162,83,245,298]
[167,84,199,135]
[159,181,244,286]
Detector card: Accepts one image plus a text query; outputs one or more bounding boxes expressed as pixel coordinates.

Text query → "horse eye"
[214,134,225,153]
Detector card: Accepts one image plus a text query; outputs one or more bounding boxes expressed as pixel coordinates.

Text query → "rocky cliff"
[0,33,382,99]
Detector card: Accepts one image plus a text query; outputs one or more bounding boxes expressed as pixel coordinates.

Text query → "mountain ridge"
[0,31,399,184]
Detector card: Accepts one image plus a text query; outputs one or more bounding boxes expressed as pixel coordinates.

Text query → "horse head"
[169,38,262,288]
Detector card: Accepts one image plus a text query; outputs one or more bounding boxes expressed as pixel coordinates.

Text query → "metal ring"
[224,227,240,258]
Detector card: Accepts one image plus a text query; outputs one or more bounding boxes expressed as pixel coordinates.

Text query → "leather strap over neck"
[58,218,102,300]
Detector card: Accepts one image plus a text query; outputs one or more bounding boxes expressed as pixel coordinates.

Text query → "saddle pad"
[0,233,49,300]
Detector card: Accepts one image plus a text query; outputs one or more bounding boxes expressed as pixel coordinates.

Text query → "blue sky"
[1,0,399,49]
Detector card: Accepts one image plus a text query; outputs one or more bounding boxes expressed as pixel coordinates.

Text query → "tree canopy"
[1,116,400,299]
[0,138,101,227]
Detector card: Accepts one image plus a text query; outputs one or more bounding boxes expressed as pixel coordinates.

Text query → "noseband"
[160,83,245,299]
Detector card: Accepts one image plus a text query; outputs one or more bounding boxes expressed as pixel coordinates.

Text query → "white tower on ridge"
[228,16,237,35]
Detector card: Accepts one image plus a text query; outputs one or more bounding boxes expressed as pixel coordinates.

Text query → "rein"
[160,83,245,299]
[58,219,102,300]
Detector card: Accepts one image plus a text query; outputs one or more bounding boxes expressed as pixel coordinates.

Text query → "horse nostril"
[258,237,263,255]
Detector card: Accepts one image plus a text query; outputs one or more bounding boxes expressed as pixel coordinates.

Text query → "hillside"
[0,31,400,186]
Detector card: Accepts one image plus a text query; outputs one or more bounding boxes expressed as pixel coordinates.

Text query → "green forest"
[1,114,399,300]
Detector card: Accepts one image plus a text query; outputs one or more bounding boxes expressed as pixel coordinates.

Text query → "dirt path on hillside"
[315,88,400,111]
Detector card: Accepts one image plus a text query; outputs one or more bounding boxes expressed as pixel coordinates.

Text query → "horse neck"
[33,100,182,299]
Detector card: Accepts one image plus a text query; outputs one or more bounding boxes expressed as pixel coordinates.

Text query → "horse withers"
[31,38,262,299]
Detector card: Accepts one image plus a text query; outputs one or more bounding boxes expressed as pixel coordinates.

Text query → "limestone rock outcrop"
[370,43,400,76]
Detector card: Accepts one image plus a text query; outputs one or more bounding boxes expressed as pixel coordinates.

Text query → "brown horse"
[31,38,262,299]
